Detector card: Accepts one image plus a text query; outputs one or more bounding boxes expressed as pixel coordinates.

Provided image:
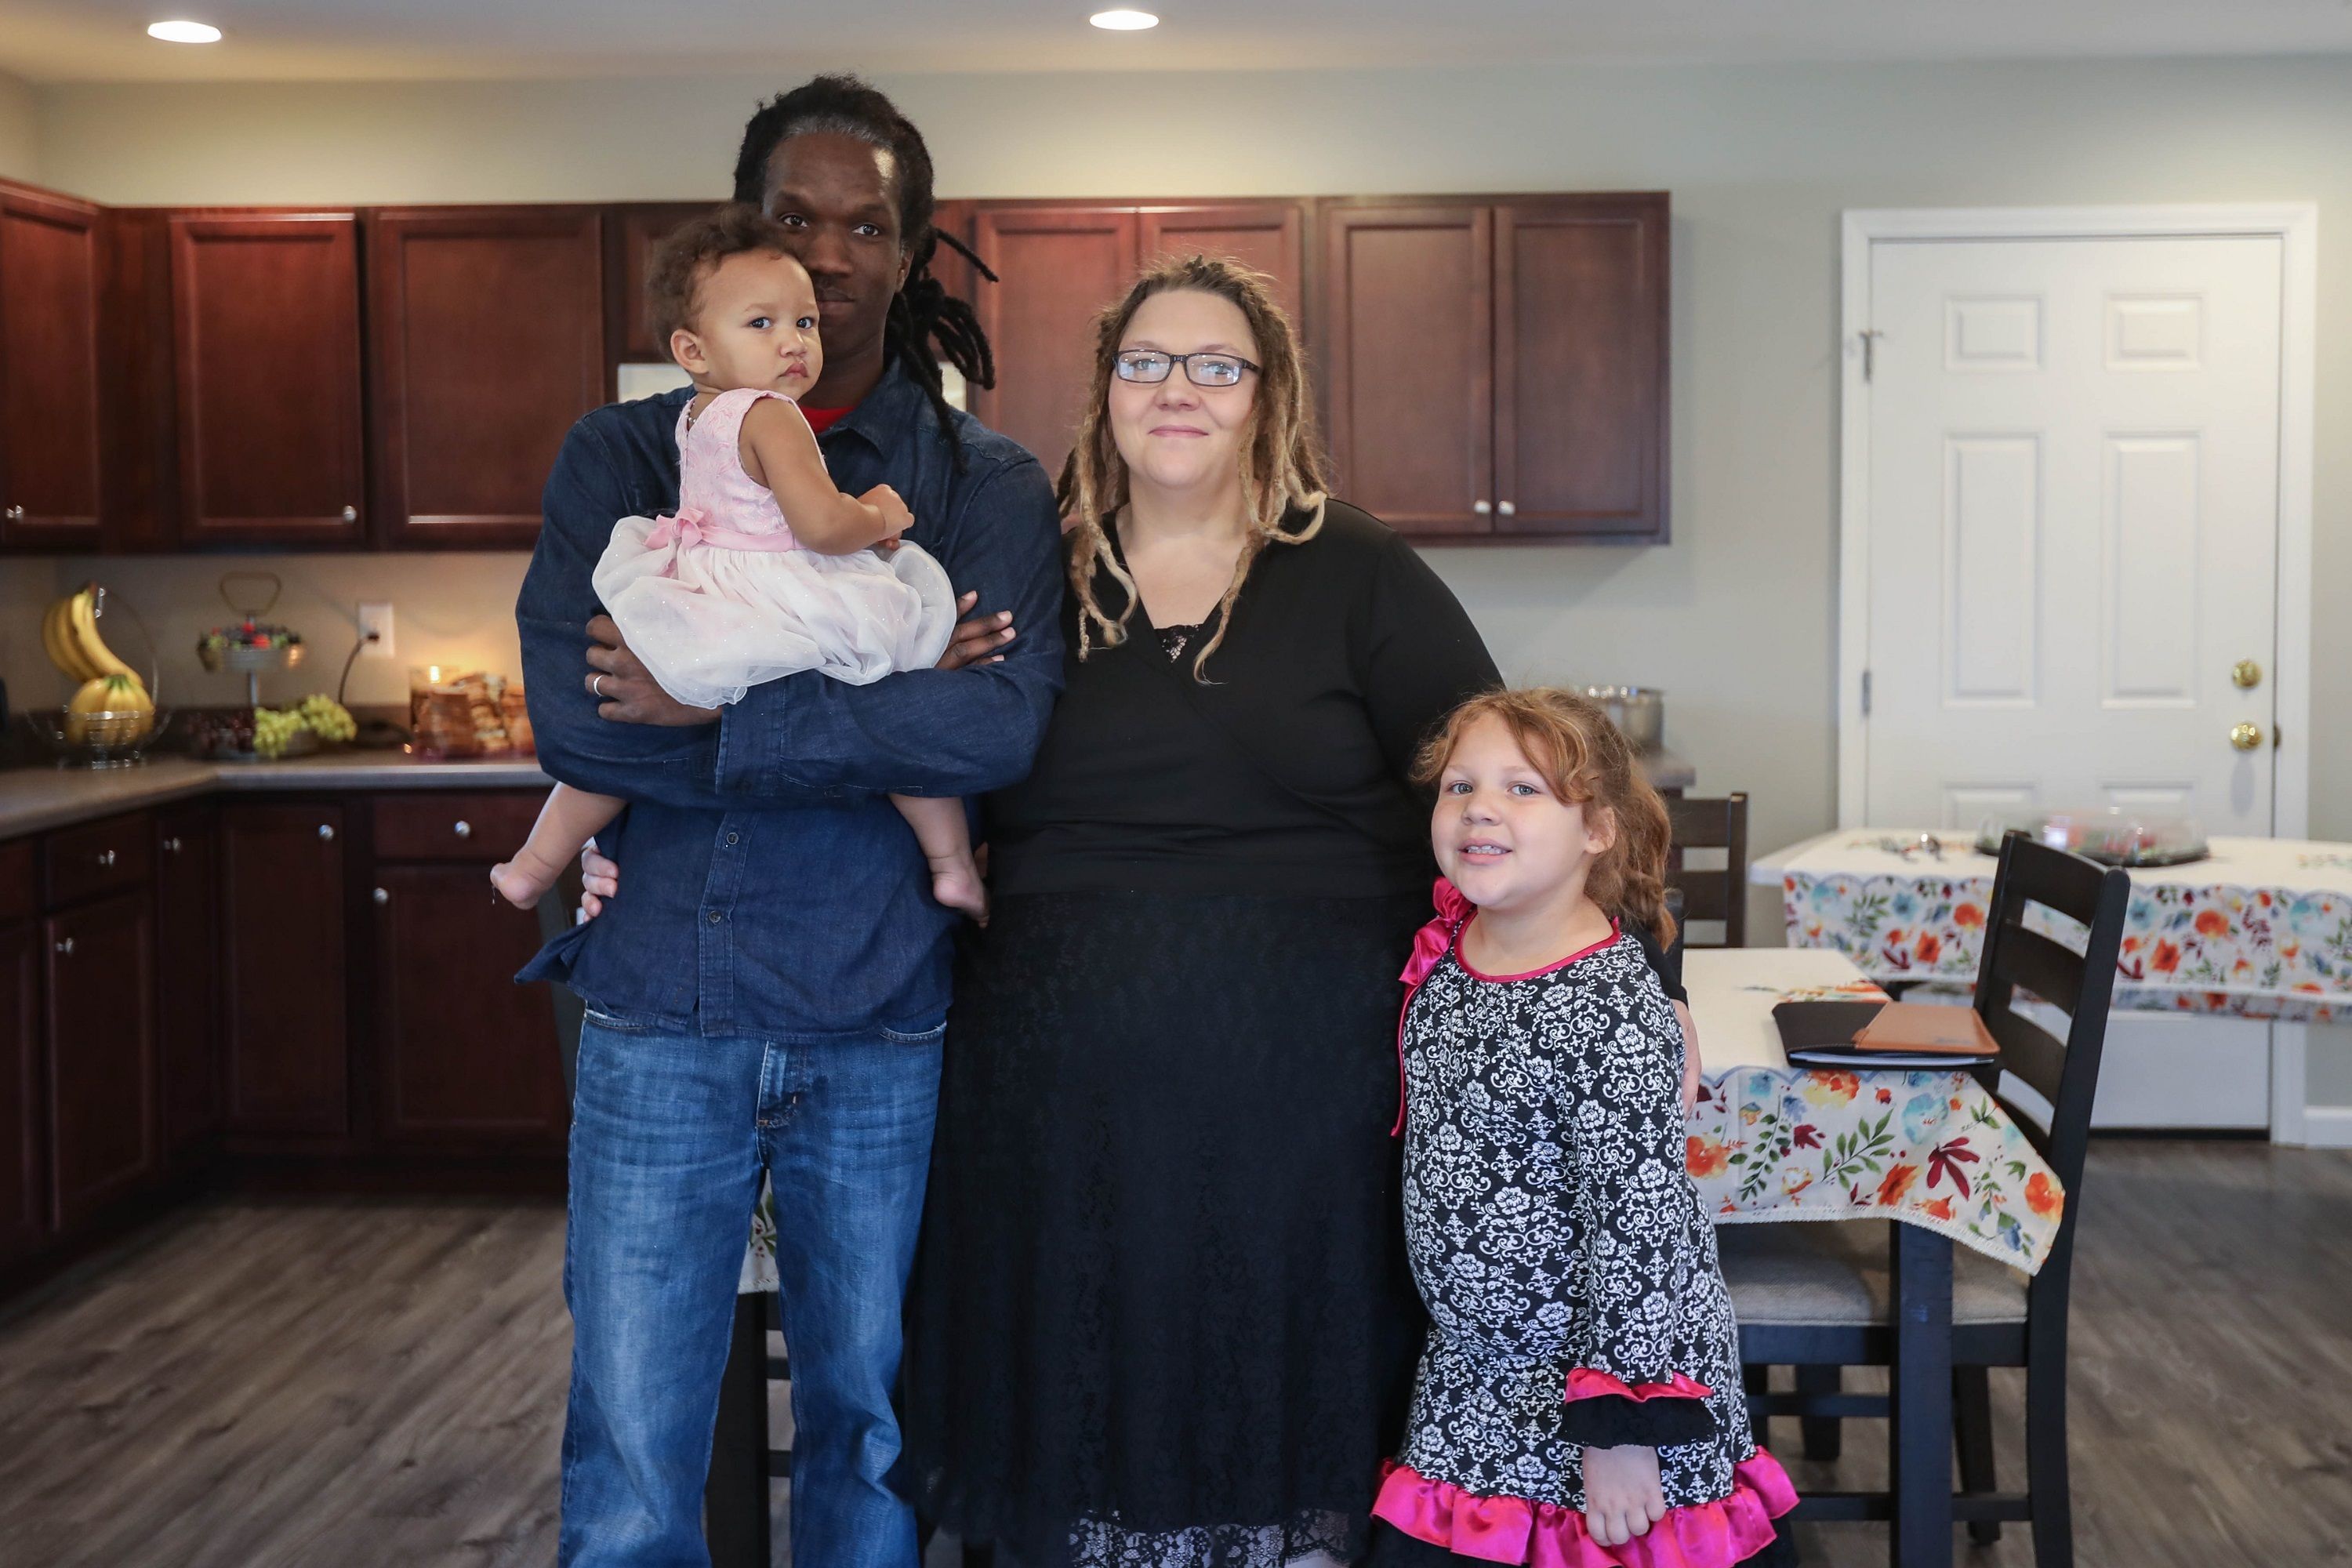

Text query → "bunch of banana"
[43,584,155,742]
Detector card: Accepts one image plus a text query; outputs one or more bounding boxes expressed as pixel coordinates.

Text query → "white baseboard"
[2299,1106,2352,1149]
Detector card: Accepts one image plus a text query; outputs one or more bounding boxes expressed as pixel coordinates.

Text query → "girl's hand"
[1581,1445,1668,1547]
[1675,999,1704,1114]
[860,483,914,536]
[577,839,619,921]
[937,590,1018,671]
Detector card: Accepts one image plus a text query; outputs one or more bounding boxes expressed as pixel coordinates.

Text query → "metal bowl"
[24,708,172,770]
[1580,685,1665,752]
[198,641,304,675]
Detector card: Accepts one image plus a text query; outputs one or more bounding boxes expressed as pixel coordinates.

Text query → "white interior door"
[1860,232,2286,1129]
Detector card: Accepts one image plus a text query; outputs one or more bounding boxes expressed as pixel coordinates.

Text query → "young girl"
[491,205,981,919]
[1371,688,1796,1567]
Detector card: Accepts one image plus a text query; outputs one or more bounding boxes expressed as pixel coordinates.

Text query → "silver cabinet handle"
[341,505,358,522]
[452,820,472,839]
[95,849,117,867]
[373,887,390,906]
[55,938,74,956]
[1472,499,1492,516]
[1497,500,1516,517]
[5,505,22,521]
[163,837,183,854]
[318,824,336,840]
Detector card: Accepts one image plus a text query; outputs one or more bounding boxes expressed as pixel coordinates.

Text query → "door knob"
[318,823,336,840]
[94,849,116,867]
[5,505,22,521]
[55,938,74,956]
[452,820,472,838]
[163,837,183,854]
[2231,659,2262,689]
[341,505,358,522]
[1472,499,1492,516]
[2230,722,2263,752]
[1497,501,1516,517]
[373,887,390,906]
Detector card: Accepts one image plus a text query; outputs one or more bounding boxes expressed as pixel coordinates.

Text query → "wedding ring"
[590,674,607,699]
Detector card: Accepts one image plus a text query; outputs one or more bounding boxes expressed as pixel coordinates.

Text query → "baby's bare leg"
[893,793,985,923]
[492,784,626,910]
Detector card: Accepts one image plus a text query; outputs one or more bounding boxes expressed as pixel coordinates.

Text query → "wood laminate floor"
[1,1142,2345,1567]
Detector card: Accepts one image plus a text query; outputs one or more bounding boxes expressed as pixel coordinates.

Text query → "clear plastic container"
[1974,807,2208,866]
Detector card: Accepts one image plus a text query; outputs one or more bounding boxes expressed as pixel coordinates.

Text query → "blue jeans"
[559,1016,943,1568]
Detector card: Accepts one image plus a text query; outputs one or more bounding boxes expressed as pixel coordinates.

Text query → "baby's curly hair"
[644,203,801,364]
[1414,688,1678,949]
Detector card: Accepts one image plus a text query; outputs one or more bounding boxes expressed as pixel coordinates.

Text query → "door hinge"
[1859,328,1884,383]
[1860,669,1872,717]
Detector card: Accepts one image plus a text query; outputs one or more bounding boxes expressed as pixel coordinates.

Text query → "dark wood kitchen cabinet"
[0,911,42,1269]
[169,212,368,546]
[220,803,348,1139]
[154,807,220,1160]
[367,206,608,548]
[0,181,105,550]
[1321,193,1669,542]
[608,201,717,365]
[964,199,1310,472]
[43,891,158,1232]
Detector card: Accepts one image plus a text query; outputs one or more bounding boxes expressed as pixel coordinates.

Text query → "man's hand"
[584,615,720,726]
[937,590,1018,672]
[1581,1445,1668,1547]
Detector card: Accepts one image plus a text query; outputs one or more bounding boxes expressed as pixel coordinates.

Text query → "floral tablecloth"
[1752,831,2352,1025]
[1681,947,2064,1272]
[740,946,2066,1293]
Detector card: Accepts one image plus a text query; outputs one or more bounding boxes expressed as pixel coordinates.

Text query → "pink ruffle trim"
[1564,1368,1715,1404]
[1372,1452,1798,1568]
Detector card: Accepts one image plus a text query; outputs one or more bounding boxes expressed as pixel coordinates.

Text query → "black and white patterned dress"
[1370,884,1796,1566]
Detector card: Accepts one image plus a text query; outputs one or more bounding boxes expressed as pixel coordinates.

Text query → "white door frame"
[1836,203,2322,1142]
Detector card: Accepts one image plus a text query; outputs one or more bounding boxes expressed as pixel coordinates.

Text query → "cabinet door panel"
[155,810,220,1157]
[169,214,366,544]
[1320,204,1492,535]
[45,894,158,1231]
[608,201,716,365]
[372,864,565,1149]
[1494,196,1668,540]
[1137,201,1310,336]
[368,207,607,548]
[970,206,1140,474]
[220,804,347,1136]
[0,922,42,1266]
[0,183,103,546]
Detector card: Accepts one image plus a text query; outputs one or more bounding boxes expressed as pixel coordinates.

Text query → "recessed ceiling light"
[147,20,223,44]
[1090,9,1159,30]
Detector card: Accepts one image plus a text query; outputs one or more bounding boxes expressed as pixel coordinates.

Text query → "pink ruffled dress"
[1371,880,1797,1568]
[592,387,956,710]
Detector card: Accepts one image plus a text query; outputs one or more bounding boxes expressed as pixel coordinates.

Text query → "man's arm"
[711,454,1066,800]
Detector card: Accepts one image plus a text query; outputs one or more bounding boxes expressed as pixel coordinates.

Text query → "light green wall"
[0,70,37,181]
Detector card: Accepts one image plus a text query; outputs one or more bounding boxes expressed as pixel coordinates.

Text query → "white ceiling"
[5,0,2352,83]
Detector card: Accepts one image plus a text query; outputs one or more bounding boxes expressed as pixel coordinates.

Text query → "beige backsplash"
[5,553,532,714]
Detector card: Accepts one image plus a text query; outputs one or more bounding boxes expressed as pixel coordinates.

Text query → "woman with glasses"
[899,256,1691,1568]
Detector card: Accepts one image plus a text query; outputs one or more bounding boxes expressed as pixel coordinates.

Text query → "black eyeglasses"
[1113,349,1261,388]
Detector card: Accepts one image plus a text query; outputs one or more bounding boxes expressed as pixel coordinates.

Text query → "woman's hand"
[1581,1444,1668,1547]
[936,590,1018,672]
[577,839,620,921]
[1675,999,1704,1115]
[585,615,721,726]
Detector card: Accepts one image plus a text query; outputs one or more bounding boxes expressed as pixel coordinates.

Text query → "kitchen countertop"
[0,750,551,842]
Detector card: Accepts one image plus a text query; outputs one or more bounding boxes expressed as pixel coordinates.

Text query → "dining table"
[1679,945,2069,1568]
[1751,828,2352,1023]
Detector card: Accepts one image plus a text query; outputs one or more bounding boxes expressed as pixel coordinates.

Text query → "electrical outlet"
[357,602,395,658]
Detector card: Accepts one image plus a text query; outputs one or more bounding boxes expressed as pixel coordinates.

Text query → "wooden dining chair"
[1666,792,1750,948]
[1716,829,2129,1567]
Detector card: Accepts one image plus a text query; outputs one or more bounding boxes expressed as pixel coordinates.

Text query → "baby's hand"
[1581,1445,1667,1547]
[861,483,914,539]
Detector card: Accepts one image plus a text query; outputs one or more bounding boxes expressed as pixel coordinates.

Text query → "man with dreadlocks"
[514,74,1061,1568]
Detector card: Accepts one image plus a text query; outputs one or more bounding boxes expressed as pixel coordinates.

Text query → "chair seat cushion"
[1717,1220,2029,1327]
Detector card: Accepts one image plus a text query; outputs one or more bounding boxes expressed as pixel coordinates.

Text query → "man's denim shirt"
[515,361,1065,1039]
